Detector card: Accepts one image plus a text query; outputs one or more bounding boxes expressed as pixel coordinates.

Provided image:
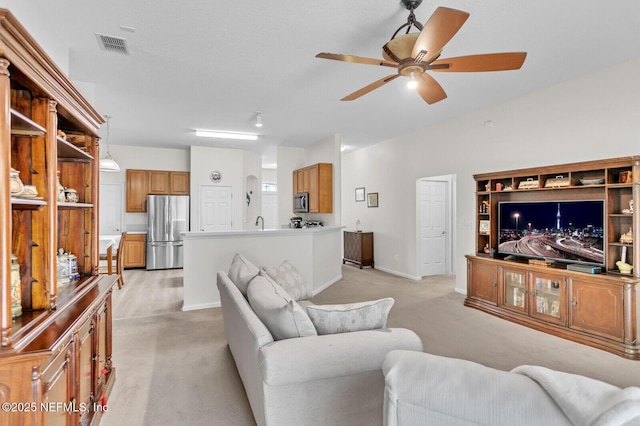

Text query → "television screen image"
[498,200,604,266]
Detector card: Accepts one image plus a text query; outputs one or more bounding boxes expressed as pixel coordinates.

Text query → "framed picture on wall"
[367,192,378,208]
[355,187,365,202]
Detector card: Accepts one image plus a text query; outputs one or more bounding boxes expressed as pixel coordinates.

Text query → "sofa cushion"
[228,253,260,296]
[261,260,311,301]
[247,275,317,340]
[307,298,394,335]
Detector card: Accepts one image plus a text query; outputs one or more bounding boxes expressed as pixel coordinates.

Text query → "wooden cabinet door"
[148,170,170,194]
[301,167,310,193]
[530,272,567,326]
[76,316,93,425]
[569,278,624,341]
[467,258,498,305]
[308,165,318,212]
[317,163,333,213]
[41,341,73,426]
[126,169,148,212]
[499,266,527,314]
[123,234,146,268]
[170,172,190,194]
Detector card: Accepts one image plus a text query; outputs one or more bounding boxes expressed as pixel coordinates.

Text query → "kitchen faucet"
[255,215,264,231]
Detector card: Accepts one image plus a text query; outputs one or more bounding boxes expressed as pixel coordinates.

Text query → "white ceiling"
[31,0,640,167]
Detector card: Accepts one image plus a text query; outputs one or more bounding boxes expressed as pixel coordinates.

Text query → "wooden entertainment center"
[465,156,639,359]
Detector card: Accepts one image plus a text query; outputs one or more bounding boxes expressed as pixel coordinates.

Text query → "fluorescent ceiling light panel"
[195,130,258,141]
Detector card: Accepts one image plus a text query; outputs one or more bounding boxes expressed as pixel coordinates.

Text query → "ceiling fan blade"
[431,52,527,72]
[316,53,398,68]
[341,74,400,101]
[411,7,470,64]
[416,72,447,105]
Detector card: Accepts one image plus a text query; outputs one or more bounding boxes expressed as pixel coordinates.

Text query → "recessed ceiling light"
[195,130,259,141]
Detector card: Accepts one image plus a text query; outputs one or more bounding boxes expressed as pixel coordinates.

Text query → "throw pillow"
[247,275,317,340]
[261,260,311,301]
[306,298,395,335]
[228,253,260,296]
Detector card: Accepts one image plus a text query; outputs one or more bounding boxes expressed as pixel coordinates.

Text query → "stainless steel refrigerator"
[146,195,190,270]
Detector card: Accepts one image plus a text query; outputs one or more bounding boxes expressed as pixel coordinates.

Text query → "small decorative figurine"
[620,227,633,244]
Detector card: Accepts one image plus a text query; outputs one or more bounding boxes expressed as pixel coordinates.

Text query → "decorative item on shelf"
[495,182,503,191]
[10,253,22,318]
[246,190,252,206]
[10,168,24,195]
[20,185,38,197]
[56,170,66,202]
[479,220,490,235]
[616,260,633,275]
[545,175,571,188]
[480,200,490,213]
[528,259,551,267]
[578,178,605,186]
[484,183,490,192]
[57,129,66,140]
[619,170,632,183]
[64,188,79,203]
[619,227,633,244]
[57,248,70,285]
[483,244,490,254]
[68,253,80,280]
[518,178,539,190]
[621,200,634,214]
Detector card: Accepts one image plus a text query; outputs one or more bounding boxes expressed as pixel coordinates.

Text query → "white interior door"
[420,180,447,276]
[199,185,233,231]
[99,183,123,235]
[261,192,278,229]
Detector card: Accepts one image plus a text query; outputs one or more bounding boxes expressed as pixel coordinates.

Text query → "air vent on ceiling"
[95,33,130,55]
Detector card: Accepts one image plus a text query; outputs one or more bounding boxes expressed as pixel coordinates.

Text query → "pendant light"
[99,115,120,172]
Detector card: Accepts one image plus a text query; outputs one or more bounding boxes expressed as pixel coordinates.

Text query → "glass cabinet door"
[531,273,567,325]
[502,269,527,312]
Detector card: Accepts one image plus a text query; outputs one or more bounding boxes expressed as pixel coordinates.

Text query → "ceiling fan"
[316,0,527,105]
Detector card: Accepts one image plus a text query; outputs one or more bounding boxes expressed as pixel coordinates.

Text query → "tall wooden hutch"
[466,156,640,359]
[0,9,118,425]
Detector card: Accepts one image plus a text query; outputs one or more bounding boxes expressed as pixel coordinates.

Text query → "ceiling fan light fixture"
[407,71,418,89]
[195,130,259,141]
[255,111,263,128]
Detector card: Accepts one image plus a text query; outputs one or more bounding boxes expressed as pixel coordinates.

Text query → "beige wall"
[341,58,640,293]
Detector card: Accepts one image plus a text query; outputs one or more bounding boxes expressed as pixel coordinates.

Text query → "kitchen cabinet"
[0,9,118,424]
[170,171,190,194]
[126,169,190,211]
[126,169,148,212]
[292,163,333,213]
[343,231,374,269]
[123,233,146,268]
[148,170,170,194]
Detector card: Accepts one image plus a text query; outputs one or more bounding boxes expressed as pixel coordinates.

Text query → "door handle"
[441,230,446,235]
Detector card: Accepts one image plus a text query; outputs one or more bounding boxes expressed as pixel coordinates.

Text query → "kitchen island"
[182,226,343,311]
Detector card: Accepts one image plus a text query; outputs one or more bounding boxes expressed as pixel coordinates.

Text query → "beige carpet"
[101,266,640,426]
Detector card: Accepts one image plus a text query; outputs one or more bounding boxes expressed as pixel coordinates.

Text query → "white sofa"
[217,271,424,426]
[383,350,640,426]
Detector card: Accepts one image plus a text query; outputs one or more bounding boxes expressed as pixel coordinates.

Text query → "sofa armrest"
[259,328,422,386]
[382,350,572,426]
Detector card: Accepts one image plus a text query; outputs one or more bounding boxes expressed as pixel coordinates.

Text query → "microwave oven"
[294,192,309,213]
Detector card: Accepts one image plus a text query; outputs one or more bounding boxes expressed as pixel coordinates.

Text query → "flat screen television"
[497,200,605,267]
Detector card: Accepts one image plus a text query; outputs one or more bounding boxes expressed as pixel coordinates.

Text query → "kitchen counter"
[182,226,344,311]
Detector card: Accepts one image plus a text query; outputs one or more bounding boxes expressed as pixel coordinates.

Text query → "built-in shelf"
[57,137,93,161]
[10,108,46,136]
[58,202,93,208]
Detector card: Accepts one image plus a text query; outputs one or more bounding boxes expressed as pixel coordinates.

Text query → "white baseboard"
[182,301,220,311]
[312,274,343,297]
[375,266,422,281]
[454,287,467,295]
